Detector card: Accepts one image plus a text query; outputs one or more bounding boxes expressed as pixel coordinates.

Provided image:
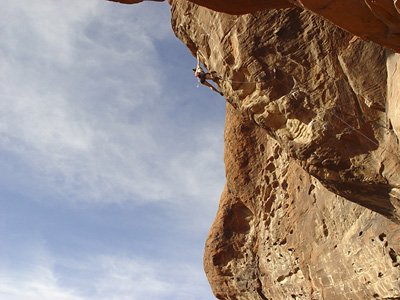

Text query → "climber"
[193,52,224,96]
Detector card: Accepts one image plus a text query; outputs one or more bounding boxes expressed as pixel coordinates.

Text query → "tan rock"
[108,0,400,50]
[205,105,400,299]
[168,1,400,298]
[187,0,293,15]
[105,0,400,298]
[292,0,400,52]
[185,0,400,52]
[171,1,400,222]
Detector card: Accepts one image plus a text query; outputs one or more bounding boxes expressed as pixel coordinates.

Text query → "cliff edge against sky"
[110,0,400,298]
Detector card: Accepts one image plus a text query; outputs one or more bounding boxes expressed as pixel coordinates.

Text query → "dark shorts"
[199,73,206,84]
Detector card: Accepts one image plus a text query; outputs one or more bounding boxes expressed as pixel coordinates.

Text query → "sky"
[0,1,226,299]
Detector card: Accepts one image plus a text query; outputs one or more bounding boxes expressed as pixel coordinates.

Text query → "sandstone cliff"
[109,0,400,298]
[170,1,400,299]
[111,0,400,52]
[187,0,400,53]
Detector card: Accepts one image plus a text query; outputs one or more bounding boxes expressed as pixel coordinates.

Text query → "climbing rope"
[330,113,400,161]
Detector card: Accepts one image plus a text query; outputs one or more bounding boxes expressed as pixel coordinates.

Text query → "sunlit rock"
[106,0,400,298]
[170,1,400,298]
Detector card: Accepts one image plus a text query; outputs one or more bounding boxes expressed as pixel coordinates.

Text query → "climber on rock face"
[193,53,224,96]
[193,67,224,96]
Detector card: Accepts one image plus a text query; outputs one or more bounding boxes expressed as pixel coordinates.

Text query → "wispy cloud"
[0,246,213,300]
[89,255,210,300]
[0,242,84,300]
[0,0,225,207]
[0,2,223,299]
[0,272,84,300]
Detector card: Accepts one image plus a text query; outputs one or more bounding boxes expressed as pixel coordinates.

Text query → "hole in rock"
[308,184,315,195]
[378,233,386,241]
[389,248,398,265]
[281,180,288,189]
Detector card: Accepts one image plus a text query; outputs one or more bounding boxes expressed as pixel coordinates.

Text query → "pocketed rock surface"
[108,0,400,298]
[204,105,400,299]
[169,1,400,299]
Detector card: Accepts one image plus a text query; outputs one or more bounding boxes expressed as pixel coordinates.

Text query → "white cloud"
[0,276,84,300]
[0,249,214,300]
[0,0,225,207]
[0,0,98,66]
[0,3,222,300]
[0,244,84,300]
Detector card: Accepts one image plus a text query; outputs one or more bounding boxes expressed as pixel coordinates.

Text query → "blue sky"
[0,1,225,299]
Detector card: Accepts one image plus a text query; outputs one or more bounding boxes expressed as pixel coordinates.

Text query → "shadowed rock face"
[110,0,400,52]
[169,1,400,299]
[188,0,400,52]
[187,0,293,14]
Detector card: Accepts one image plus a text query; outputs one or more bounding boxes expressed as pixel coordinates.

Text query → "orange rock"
[188,0,293,14]
[105,0,400,298]
[186,0,400,52]
[204,104,400,300]
[169,1,400,298]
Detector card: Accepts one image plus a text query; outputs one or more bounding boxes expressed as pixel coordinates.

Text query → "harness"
[195,65,207,84]
[197,71,206,84]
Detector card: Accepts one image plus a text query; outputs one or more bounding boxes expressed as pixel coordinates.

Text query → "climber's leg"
[202,81,223,96]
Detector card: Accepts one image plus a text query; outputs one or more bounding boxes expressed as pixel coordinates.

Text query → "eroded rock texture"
[171,1,400,222]
[168,1,400,299]
[187,0,293,15]
[187,0,400,53]
[107,0,400,298]
[206,106,400,299]
[109,0,400,51]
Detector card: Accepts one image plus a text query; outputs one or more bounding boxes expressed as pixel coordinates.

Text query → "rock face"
[186,0,293,15]
[205,105,400,300]
[108,0,400,53]
[169,1,400,299]
[107,0,400,298]
[187,0,400,53]
[171,0,400,222]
